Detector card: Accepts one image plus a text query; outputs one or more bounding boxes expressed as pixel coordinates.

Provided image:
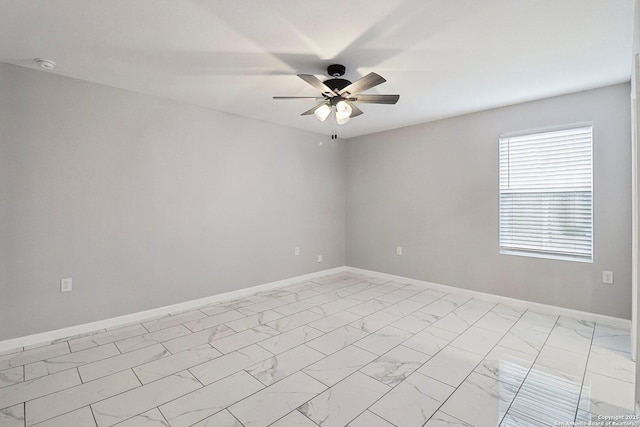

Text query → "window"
[499,125,593,262]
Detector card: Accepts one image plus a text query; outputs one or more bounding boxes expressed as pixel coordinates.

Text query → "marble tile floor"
[0,272,635,427]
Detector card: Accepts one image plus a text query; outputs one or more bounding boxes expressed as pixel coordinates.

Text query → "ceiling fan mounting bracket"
[327,64,346,77]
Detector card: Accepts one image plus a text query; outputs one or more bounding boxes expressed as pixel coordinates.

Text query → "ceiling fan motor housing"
[324,78,351,93]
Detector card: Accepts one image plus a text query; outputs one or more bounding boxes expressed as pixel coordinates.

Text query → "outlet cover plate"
[61,278,73,292]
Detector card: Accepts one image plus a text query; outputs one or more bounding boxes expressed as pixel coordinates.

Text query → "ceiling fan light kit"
[274,64,399,126]
[313,104,332,122]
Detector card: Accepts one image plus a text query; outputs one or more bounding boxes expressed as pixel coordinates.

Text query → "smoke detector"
[35,58,56,70]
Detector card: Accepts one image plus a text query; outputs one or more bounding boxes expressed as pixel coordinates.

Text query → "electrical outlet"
[60,278,73,292]
[396,246,403,256]
[317,255,323,263]
[295,247,300,256]
[603,271,614,285]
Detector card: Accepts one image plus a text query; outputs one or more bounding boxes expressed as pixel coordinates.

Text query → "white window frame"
[498,124,594,263]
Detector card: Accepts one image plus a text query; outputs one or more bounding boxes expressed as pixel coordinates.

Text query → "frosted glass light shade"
[336,114,350,125]
[314,104,332,122]
[335,101,352,119]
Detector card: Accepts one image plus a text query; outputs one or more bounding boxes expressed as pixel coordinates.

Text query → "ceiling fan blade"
[300,103,329,116]
[349,103,364,117]
[339,72,386,96]
[273,96,326,100]
[298,74,336,95]
[350,94,400,104]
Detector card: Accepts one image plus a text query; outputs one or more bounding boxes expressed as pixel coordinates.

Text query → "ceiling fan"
[273,64,399,125]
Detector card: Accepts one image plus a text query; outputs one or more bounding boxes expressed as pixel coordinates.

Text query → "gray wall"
[347,83,632,319]
[0,63,346,341]
[1,61,632,342]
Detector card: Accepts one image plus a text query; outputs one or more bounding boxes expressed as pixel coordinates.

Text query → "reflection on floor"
[0,272,635,426]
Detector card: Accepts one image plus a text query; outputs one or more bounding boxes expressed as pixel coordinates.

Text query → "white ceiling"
[0,0,634,138]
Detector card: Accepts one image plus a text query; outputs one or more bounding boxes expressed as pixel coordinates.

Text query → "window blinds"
[499,126,593,261]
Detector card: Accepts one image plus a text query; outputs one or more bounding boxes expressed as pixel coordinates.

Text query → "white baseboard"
[0,267,347,353]
[347,267,631,330]
[2,265,631,353]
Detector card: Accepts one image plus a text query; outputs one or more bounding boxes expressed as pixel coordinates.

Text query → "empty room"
[1,1,640,426]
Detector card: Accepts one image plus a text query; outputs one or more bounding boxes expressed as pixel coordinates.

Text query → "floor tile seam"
[266,410,319,427]
[499,409,555,427]
[156,405,173,427]
[82,341,173,381]
[115,332,190,355]
[224,370,327,427]
[254,329,342,356]
[187,309,250,327]
[293,323,327,338]
[414,302,459,319]
[182,316,246,336]
[497,312,562,426]
[416,303,525,390]
[66,324,154,353]
[572,325,596,423]
[381,300,433,319]
[302,347,380,388]
[403,290,449,316]
[26,404,96,427]
[364,409,398,427]
[521,340,591,358]
[304,327,375,357]
[0,365,27,391]
[164,339,220,367]
[589,342,633,358]
[362,369,453,427]
[196,306,222,318]
[0,367,83,411]
[358,360,454,395]
[13,303,414,414]
[142,311,208,330]
[88,369,206,427]
[388,317,437,335]
[583,367,636,384]
[437,409,474,427]
[0,347,72,371]
[21,401,28,427]
[349,325,420,357]
[24,367,143,427]
[209,329,281,354]
[186,359,259,388]
[412,302,496,359]
[76,344,172,383]
[472,308,524,333]
[0,348,23,358]
[311,284,365,301]
[127,367,145,389]
[243,344,328,387]
[29,405,89,426]
[64,341,72,359]
[303,369,393,426]
[417,306,548,425]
